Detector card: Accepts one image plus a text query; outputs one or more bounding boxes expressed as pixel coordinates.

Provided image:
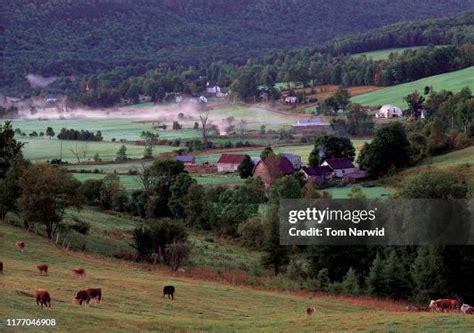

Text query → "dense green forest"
[3,0,474,95]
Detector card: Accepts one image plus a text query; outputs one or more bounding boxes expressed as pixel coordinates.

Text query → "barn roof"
[217,154,246,164]
[279,156,295,174]
[303,165,333,176]
[176,155,195,163]
[324,158,355,170]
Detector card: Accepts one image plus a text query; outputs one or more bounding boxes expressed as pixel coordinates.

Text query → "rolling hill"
[3,0,474,93]
[2,222,474,332]
[351,66,474,107]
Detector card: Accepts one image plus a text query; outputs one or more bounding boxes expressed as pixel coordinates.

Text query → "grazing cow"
[430,299,458,312]
[16,241,25,252]
[406,305,419,312]
[461,304,474,314]
[72,268,86,277]
[0,261,3,273]
[86,288,102,304]
[163,285,175,300]
[448,299,461,311]
[36,264,48,275]
[306,307,316,315]
[74,288,102,306]
[73,290,90,306]
[35,289,51,309]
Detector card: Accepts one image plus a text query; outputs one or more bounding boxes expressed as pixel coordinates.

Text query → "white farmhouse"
[376,104,403,118]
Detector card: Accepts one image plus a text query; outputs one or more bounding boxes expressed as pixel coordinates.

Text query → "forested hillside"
[3,0,474,94]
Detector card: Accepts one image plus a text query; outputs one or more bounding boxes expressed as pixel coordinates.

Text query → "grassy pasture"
[2,222,474,332]
[19,138,176,162]
[352,66,474,108]
[72,173,244,190]
[351,45,448,60]
[324,186,395,199]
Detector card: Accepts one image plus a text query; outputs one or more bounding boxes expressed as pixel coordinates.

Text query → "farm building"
[281,153,302,170]
[292,118,332,134]
[251,156,261,165]
[376,104,403,118]
[176,155,195,165]
[343,170,367,183]
[217,154,246,172]
[302,165,333,185]
[321,158,357,178]
[206,82,225,97]
[284,96,298,104]
[253,155,295,188]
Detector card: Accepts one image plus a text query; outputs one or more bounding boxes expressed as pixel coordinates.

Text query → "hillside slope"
[3,0,474,93]
[351,66,474,107]
[2,222,474,332]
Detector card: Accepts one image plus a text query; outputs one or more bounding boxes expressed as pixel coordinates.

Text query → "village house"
[376,104,403,118]
[281,153,302,170]
[321,158,357,178]
[292,117,333,134]
[302,165,333,185]
[284,96,298,104]
[206,82,226,97]
[252,155,294,188]
[176,155,195,165]
[217,154,246,172]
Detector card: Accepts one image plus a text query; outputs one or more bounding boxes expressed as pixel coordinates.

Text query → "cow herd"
[5,240,474,316]
[4,240,176,310]
[405,299,474,314]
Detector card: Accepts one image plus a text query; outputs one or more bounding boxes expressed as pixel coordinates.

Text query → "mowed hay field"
[19,138,176,162]
[2,223,474,332]
[351,45,448,61]
[352,66,474,108]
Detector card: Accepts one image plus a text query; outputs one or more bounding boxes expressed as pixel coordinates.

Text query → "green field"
[19,138,176,162]
[352,45,448,60]
[352,66,474,108]
[72,173,244,190]
[2,222,474,332]
[324,186,395,199]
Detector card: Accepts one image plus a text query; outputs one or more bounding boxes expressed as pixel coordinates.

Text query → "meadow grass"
[19,138,176,162]
[1,222,474,332]
[351,45,448,61]
[351,66,474,108]
[72,173,245,190]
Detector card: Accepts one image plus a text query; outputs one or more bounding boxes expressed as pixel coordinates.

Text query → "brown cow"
[36,264,48,276]
[16,241,25,252]
[306,307,316,315]
[35,289,51,309]
[72,268,86,277]
[86,288,102,304]
[430,299,459,312]
[73,288,102,306]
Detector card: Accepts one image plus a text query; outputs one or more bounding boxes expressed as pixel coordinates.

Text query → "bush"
[70,218,90,235]
[237,217,264,249]
[165,242,190,271]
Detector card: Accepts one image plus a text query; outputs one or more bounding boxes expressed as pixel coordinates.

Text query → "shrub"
[237,217,264,249]
[70,218,90,235]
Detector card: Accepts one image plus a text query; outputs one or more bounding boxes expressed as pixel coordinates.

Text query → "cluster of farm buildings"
[177,152,365,188]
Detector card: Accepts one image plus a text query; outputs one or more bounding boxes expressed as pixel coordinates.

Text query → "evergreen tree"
[411,247,446,303]
[261,204,289,275]
[342,267,360,294]
[383,249,411,299]
[169,173,196,218]
[316,268,331,291]
[237,155,254,179]
[367,253,385,296]
[115,145,128,161]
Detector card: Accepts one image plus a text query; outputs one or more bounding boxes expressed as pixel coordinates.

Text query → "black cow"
[163,285,175,300]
